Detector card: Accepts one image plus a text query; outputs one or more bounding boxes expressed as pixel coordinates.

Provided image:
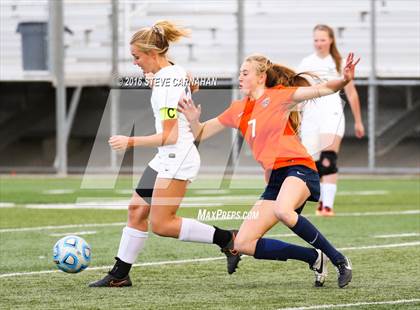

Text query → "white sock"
[319,183,324,203]
[117,226,148,264]
[178,218,215,243]
[322,183,337,209]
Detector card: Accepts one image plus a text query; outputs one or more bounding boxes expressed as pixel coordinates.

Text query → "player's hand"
[108,135,129,151]
[178,97,201,124]
[354,121,365,138]
[343,53,360,82]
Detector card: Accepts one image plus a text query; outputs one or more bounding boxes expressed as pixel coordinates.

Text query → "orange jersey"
[217,85,317,172]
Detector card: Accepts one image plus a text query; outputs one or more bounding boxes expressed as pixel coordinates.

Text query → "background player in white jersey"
[298,24,365,217]
[89,20,235,287]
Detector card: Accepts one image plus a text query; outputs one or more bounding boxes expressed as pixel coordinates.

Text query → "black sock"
[110,257,132,279]
[254,238,318,265]
[290,215,344,265]
[212,226,232,248]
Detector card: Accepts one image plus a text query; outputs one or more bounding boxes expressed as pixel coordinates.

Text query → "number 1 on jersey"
[248,119,256,138]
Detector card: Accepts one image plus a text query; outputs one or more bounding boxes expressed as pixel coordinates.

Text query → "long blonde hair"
[313,24,342,74]
[245,54,311,133]
[130,20,190,55]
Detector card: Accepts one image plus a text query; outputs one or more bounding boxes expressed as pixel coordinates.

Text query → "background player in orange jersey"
[178,53,360,288]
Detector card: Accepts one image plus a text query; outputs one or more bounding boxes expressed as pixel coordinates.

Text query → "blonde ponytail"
[130,20,190,55]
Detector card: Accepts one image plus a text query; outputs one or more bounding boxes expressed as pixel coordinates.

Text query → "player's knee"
[150,222,166,236]
[149,218,164,236]
[128,203,149,220]
[149,217,171,237]
[316,151,338,177]
[274,208,295,226]
[127,204,149,231]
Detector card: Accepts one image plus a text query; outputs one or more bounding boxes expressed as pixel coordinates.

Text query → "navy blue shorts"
[260,165,320,214]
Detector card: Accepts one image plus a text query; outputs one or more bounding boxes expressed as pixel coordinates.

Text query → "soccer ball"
[53,235,92,273]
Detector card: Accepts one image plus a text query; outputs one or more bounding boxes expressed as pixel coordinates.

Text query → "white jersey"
[148,64,200,181]
[298,53,345,159]
[151,64,194,153]
[298,53,340,82]
[297,53,342,105]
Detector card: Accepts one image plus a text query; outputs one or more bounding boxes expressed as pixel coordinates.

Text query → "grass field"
[0,175,419,310]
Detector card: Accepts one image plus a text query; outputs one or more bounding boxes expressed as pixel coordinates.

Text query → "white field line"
[277,298,420,310]
[0,241,419,279]
[0,202,15,208]
[94,190,388,196]
[115,189,234,195]
[338,241,420,251]
[1,189,390,210]
[183,203,224,207]
[48,231,97,237]
[334,210,420,216]
[113,190,133,195]
[42,189,75,195]
[373,232,420,238]
[1,209,419,233]
[44,190,389,196]
[0,222,126,233]
[184,195,258,201]
[0,257,226,278]
[192,189,232,195]
[336,190,389,196]
[25,202,224,209]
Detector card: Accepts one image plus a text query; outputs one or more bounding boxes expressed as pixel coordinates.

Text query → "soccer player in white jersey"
[89,21,236,287]
[298,24,365,217]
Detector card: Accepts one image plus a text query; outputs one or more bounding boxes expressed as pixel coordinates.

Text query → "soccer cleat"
[322,206,335,217]
[336,256,352,288]
[311,249,329,287]
[88,273,132,288]
[220,230,241,274]
[315,201,323,216]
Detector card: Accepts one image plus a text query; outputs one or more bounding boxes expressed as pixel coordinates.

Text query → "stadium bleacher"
[1,0,419,84]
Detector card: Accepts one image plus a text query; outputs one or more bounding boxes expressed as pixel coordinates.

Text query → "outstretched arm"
[292,53,360,103]
[178,98,226,141]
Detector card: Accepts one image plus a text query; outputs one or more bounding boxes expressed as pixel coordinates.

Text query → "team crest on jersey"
[261,98,270,108]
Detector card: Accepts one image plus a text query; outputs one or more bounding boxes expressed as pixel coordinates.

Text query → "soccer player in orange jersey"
[178,53,360,288]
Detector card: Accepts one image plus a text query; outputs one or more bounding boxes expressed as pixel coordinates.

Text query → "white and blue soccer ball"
[53,235,91,273]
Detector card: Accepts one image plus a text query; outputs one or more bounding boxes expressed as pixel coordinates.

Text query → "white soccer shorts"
[148,145,200,182]
[300,96,345,160]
